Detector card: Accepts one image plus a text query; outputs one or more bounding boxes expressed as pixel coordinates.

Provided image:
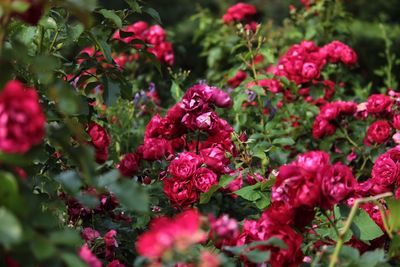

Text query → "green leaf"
[234,184,261,201]
[0,207,22,248]
[50,229,82,246]
[387,197,400,230]
[170,81,183,102]
[272,137,295,146]
[351,209,383,241]
[97,169,120,187]
[31,236,56,260]
[104,78,121,106]
[244,250,270,264]
[359,249,386,267]
[233,93,248,112]
[124,0,142,13]
[54,170,82,193]
[62,253,88,267]
[199,185,220,204]
[98,9,122,28]
[144,7,161,24]
[108,180,149,212]
[219,174,237,187]
[0,172,19,208]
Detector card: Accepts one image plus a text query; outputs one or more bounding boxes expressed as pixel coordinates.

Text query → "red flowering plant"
[1,0,400,267]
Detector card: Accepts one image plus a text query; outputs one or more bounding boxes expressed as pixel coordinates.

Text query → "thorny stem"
[328,192,393,267]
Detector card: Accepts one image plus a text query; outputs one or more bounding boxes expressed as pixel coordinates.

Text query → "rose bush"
[1,0,400,267]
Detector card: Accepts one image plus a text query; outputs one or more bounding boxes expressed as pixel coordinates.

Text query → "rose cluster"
[113,21,174,65]
[272,151,356,224]
[222,3,258,32]
[271,40,357,86]
[117,83,234,170]
[0,80,46,154]
[312,100,358,139]
[79,228,123,267]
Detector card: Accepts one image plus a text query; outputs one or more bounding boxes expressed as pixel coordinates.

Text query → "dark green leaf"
[0,207,22,248]
[98,9,122,28]
[144,7,161,24]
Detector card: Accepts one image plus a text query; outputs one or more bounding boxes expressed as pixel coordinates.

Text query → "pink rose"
[193,168,218,192]
[366,94,392,115]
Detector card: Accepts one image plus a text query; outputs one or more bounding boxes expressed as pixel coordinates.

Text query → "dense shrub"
[1,0,400,267]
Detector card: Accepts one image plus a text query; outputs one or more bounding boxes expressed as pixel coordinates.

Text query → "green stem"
[321,210,340,238]
[328,192,393,267]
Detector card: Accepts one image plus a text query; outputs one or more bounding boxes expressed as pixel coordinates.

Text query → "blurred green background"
[99,0,400,88]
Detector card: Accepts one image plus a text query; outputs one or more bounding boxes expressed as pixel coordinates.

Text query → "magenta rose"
[366,94,392,115]
[364,120,391,146]
[312,117,336,139]
[371,148,400,187]
[0,80,46,154]
[200,144,230,174]
[195,111,219,132]
[320,163,356,209]
[319,103,340,120]
[294,150,330,174]
[272,164,321,208]
[301,62,319,80]
[393,114,400,130]
[193,167,218,192]
[140,138,173,161]
[168,152,202,179]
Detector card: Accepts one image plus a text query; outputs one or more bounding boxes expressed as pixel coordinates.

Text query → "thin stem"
[375,200,393,239]
[321,210,340,238]
[328,192,393,267]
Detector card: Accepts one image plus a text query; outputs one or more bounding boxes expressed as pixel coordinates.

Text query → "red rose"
[140,138,173,161]
[168,152,202,180]
[163,177,199,207]
[320,163,356,209]
[393,114,400,130]
[319,103,340,120]
[106,260,125,267]
[366,94,392,115]
[193,167,218,192]
[13,0,45,25]
[227,70,247,88]
[312,117,336,139]
[88,122,111,163]
[181,84,213,113]
[371,148,400,187]
[117,153,140,177]
[272,164,321,208]
[258,78,282,93]
[166,102,186,123]
[222,3,257,23]
[200,144,230,174]
[364,120,391,146]
[0,80,45,154]
[88,122,110,149]
[144,114,162,138]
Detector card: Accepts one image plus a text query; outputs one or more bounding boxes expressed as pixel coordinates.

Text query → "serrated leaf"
[244,250,270,264]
